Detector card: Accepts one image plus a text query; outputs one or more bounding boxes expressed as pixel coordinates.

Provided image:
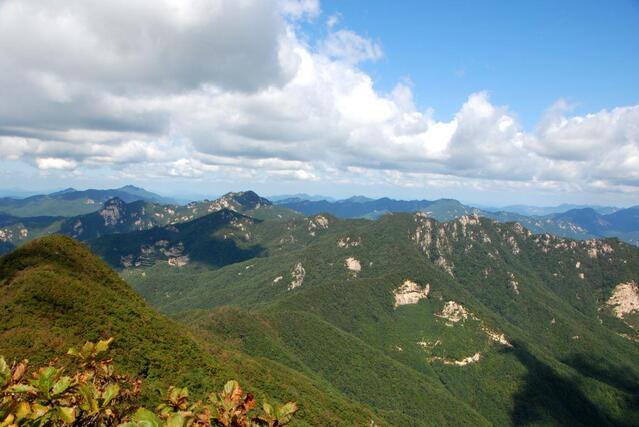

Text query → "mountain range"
[276,197,639,246]
[1,186,639,425]
[101,208,639,425]
[0,190,299,255]
[1,188,638,260]
[492,204,620,216]
[0,185,175,217]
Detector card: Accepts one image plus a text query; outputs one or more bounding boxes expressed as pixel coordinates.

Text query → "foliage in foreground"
[0,338,297,427]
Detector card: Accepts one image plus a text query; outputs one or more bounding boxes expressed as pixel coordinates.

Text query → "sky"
[0,0,638,206]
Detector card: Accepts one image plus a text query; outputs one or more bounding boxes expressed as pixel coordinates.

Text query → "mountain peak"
[118,184,144,191]
[0,235,120,286]
[103,197,126,207]
[50,187,77,195]
[221,191,271,210]
[343,195,374,203]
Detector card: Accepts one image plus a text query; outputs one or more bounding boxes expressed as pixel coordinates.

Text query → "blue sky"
[0,0,638,206]
[314,0,639,128]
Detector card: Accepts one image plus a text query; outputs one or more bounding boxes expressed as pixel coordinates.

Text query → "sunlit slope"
[0,235,392,426]
[123,212,639,425]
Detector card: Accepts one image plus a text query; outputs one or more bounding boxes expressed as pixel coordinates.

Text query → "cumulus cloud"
[279,0,320,20]
[0,0,637,197]
[35,157,78,171]
[320,28,383,64]
[532,100,639,162]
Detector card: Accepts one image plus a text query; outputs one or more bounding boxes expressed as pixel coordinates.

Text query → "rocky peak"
[100,197,126,226]
[225,191,272,210]
[103,197,127,209]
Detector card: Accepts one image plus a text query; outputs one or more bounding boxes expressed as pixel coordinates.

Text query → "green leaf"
[6,383,38,394]
[15,402,31,420]
[79,383,99,413]
[57,406,76,424]
[262,401,273,416]
[223,380,238,396]
[275,402,298,424]
[102,383,120,407]
[80,341,94,358]
[0,357,10,386]
[165,413,188,427]
[34,366,59,395]
[95,338,114,355]
[51,376,74,396]
[277,402,297,417]
[130,407,162,427]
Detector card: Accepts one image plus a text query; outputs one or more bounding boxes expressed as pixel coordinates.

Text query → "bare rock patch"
[607,281,639,319]
[393,280,430,308]
[289,262,306,290]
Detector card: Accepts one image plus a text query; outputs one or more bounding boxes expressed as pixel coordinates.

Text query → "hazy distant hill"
[496,204,619,216]
[277,197,480,221]
[551,206,639,246]
[0,185,175,217]
[268,193,336,202]
[277,195,639,246]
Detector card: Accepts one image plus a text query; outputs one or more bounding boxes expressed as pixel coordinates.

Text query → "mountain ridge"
[0,185,175,217]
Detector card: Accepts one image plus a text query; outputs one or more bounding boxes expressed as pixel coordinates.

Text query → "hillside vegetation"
[0,236,387,425]
[117,211,639,426]
[2,190,639,425]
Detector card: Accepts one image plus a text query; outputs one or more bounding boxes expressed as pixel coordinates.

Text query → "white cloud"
[279,0,320,20]
[320,29,383,64]
[35,157,78,170]
[532,101,639,162]
[0,0,636,199]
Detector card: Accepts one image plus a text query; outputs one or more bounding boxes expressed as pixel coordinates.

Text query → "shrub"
[0,338,297,427]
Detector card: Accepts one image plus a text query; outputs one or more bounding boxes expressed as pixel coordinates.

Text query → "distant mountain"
[0,190,297,251]
[0,212,63,255]
[0,185,175,217]
[547,206,639,245]
[496,204,619,216]
[604,206,639,232]
[276,195,639,246]
[89,209,264,269]
[276,197,480,221]
[0,241,14,255]
[552,208,611,234]
[0,188,42,198]
[268,193,335,202]
[59,190,295,241]
[342,195,375,203]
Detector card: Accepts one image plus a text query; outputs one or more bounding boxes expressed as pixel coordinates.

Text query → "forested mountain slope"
[112,211,639,426]
[0,236,395,425]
